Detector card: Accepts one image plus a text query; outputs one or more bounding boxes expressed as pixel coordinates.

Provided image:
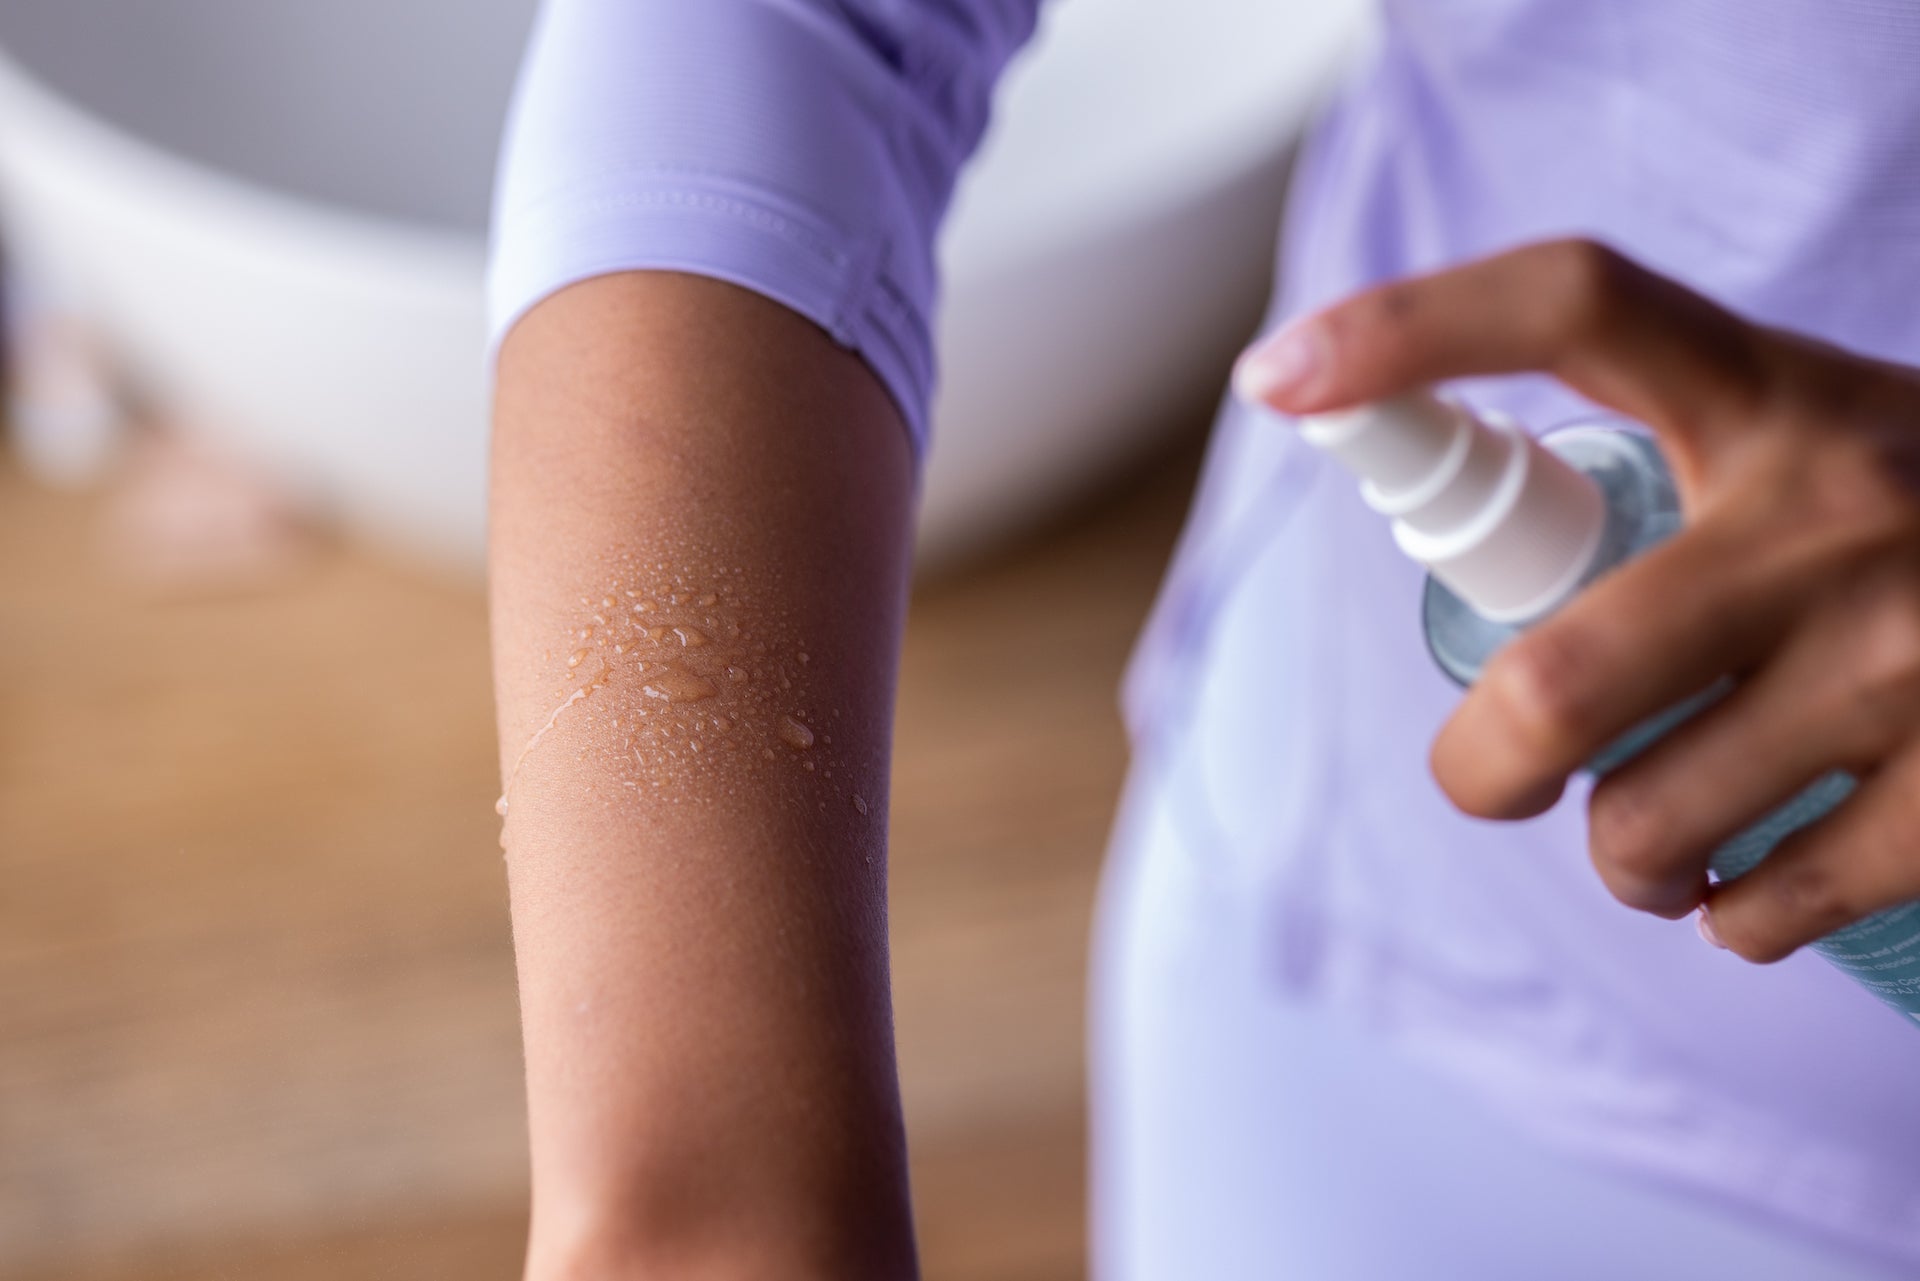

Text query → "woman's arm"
[491,270,917,1279]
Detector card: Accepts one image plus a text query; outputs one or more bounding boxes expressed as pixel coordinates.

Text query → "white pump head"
[1297,392,1607,622]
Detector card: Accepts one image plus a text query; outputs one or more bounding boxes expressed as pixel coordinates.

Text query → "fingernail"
[1233,320,1330,409]
[1696,909,1726,950]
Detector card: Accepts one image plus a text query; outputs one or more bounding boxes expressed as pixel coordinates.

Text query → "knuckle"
[1799,445,1887,535]
[1856,579,1920,696]
[1587,777,1674,889]
[1868,776,1920,879]
[1344,282,1427,366]
[1824,441,1917,546]
[1480,626,1600,756]
[1733,447,1911,592]
[1811,575,1920,761]
[1770,372,1920,542]
[1751,857,1853,959]
[1541,238,1632,339]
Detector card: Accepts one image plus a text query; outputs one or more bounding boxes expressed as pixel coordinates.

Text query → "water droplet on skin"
[853,795,868,816]
[601,596,616,609]
[798,652,810,665]
[802,760,815,771]
[495,795,510,817]
[698,593,718,606]
[642,668,718,704]
[591,614,606,626]
[646,626,669,643]
[567,649,588,668]
[613,643,626,655]
[673,626,708,648]
[780,716,816,750]
[725,666,748,684]
[633,600,655,614]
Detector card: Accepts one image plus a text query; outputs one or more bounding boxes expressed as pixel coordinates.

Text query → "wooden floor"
[0,435,1202,1281]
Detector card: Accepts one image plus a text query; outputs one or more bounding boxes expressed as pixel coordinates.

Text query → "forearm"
[489,273,917,1279]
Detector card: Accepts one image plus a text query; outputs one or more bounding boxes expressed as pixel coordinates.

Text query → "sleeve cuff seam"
[487,179,934,458]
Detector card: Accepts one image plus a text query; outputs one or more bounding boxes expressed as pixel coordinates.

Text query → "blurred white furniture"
[0,0,1367,571]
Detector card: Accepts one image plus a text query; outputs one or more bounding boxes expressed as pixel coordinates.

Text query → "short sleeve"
[486,0,1045,458]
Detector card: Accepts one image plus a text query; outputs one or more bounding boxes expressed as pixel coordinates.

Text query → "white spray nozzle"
[1298,392,1607,622]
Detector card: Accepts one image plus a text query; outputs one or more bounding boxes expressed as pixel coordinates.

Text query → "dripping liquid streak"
[497,670,604,818]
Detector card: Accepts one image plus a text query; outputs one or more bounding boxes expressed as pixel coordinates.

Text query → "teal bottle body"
[1422,421,1920,1023]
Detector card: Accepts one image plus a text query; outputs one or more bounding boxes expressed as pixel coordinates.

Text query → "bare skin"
[490,271,917,1279]
[1240,238,1920,965]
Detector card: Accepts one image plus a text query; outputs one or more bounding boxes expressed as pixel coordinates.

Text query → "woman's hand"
[1236,239,1920,964]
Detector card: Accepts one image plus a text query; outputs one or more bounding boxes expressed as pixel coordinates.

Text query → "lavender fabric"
[489,0,1920,1268]
[488,0,1040,451]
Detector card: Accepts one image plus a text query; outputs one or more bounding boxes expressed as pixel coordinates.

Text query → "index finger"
[1234,239,1778,492]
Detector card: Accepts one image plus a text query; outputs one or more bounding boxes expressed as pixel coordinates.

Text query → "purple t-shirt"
[489,0,1920,1264]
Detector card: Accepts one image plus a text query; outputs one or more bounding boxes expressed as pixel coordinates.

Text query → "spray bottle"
[1295,391,1920,1021]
